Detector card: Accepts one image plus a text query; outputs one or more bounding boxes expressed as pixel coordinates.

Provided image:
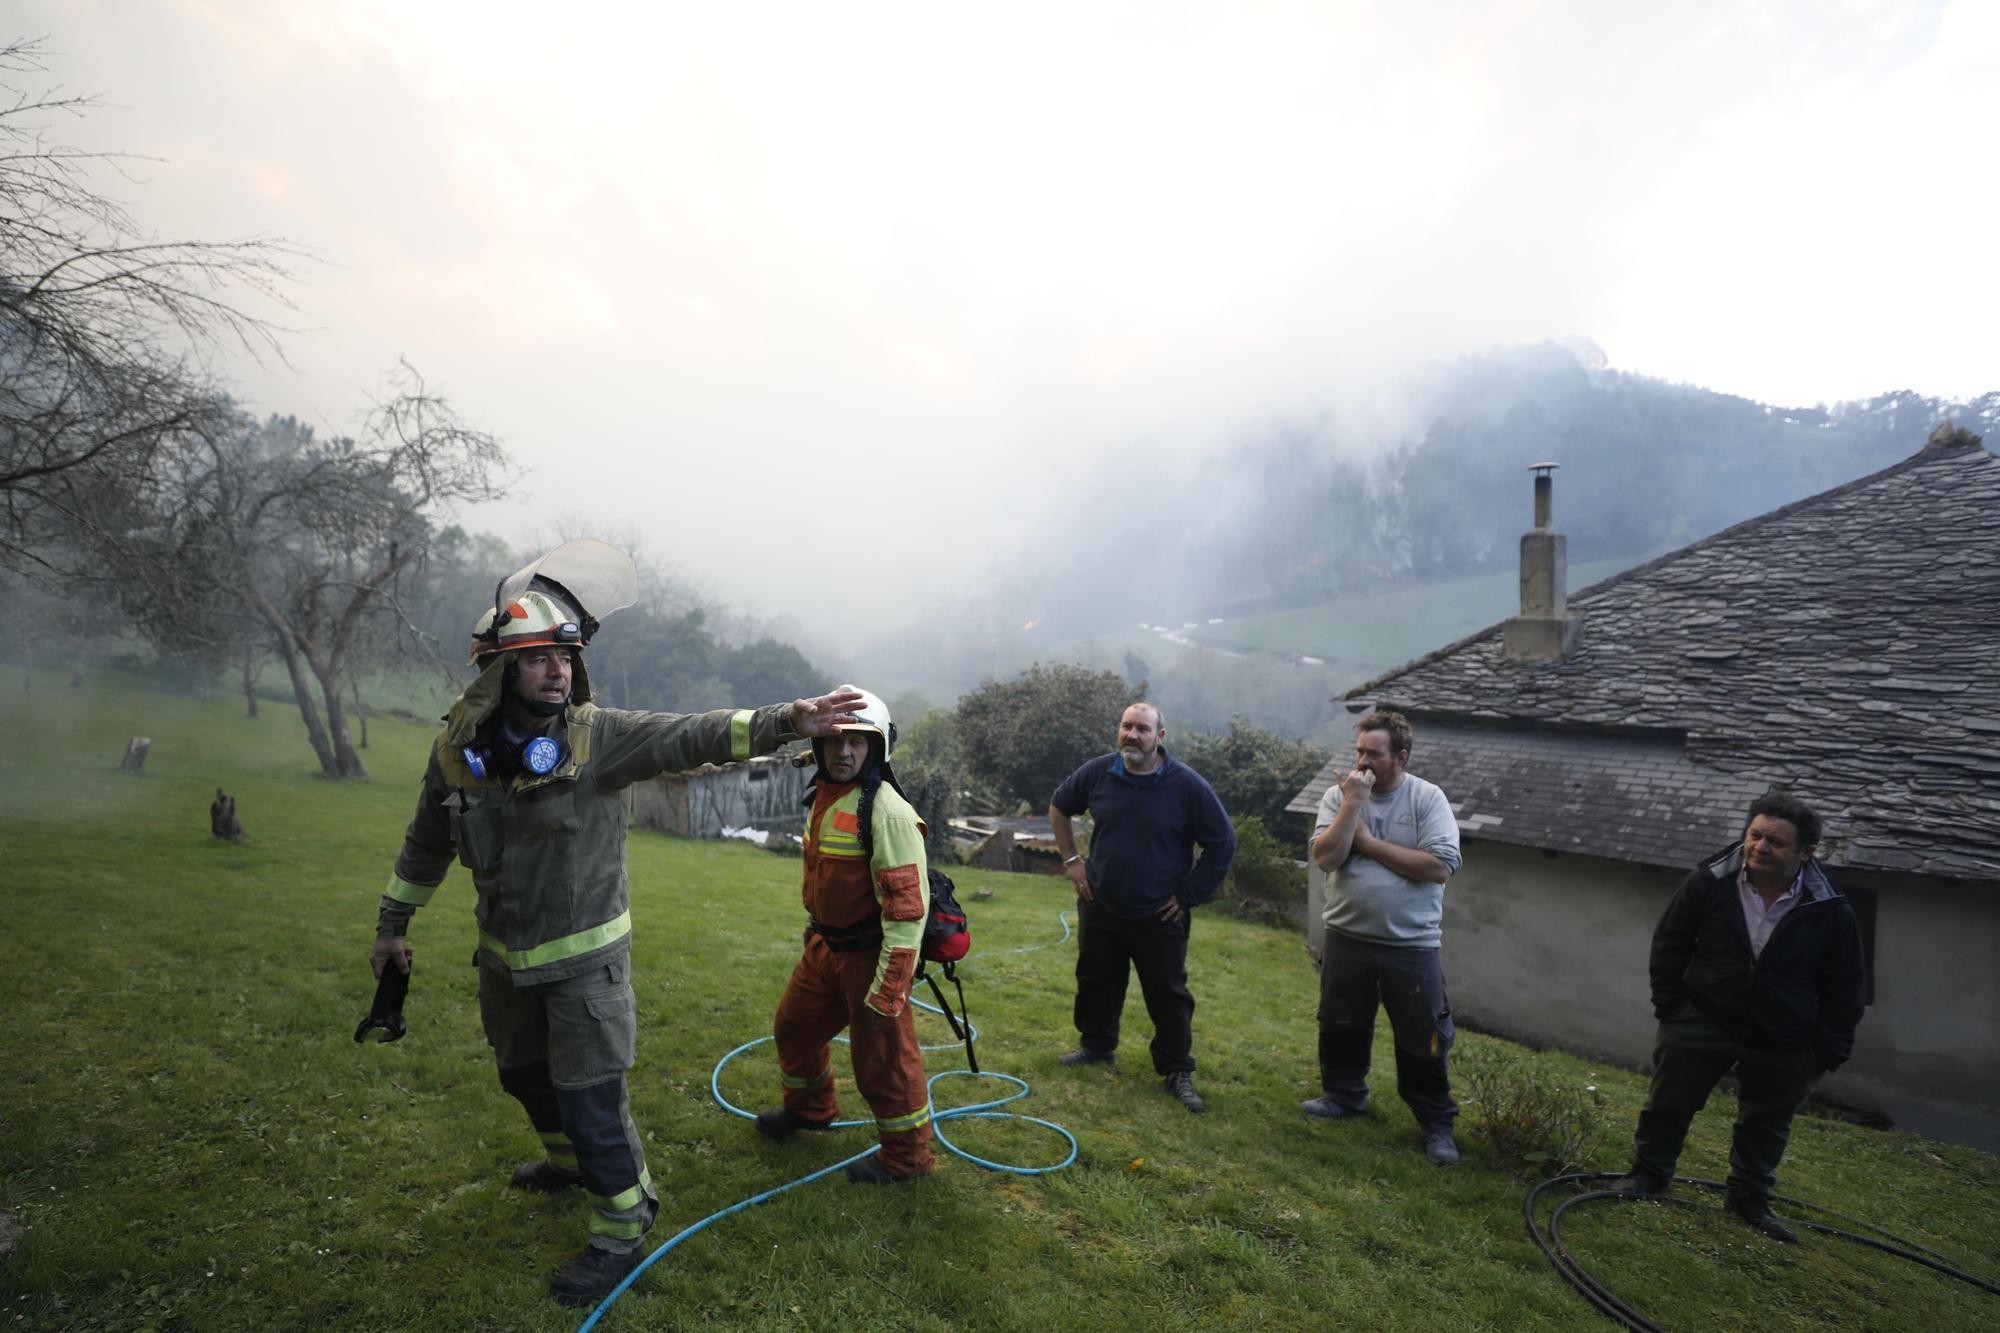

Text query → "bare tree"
[106,364,507,777]
[0,37,300,570]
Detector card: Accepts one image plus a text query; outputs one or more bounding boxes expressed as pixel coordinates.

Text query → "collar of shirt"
[1110,750,1172,781]
[1735,864,1804,957]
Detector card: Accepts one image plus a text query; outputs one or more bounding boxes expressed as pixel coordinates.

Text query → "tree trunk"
[276,637,340,775]
[70,635,91,688]
[350,672,368,749]
[310,655,366,778]
[241,646,259,718]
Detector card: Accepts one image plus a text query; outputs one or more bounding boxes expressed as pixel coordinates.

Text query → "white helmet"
[467,588,586,665]
[829,684,895,758]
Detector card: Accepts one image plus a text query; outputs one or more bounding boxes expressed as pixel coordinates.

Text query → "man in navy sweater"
[1049,703,1236,1112]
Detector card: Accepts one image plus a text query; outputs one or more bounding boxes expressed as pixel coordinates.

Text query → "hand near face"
[1338,767,1376,804]
[791,688,868,737]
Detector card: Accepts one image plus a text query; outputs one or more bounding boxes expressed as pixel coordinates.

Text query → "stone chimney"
[1501,462,1582,662]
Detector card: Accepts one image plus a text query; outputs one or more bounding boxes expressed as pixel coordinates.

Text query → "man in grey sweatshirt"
[1305,710,1464,1164]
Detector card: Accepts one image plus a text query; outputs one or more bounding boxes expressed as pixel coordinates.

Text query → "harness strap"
[919,962,978,1075]
[808,916,885,952]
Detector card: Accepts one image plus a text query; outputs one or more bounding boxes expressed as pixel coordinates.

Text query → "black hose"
[1525,1172,2000,1330]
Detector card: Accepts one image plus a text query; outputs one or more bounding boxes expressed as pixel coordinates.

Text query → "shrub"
[1222,815,1307,926]
[1174,719,1329,834]
[1460,1048,1608,1177]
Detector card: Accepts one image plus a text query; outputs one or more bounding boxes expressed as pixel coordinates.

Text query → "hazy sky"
[17,0,1997,628]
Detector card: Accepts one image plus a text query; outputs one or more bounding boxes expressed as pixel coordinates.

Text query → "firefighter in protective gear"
[756,687,936,1183]
[367,541,868,1306]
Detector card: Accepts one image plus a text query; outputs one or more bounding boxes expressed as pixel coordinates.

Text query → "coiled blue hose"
[578,912,1079,1329]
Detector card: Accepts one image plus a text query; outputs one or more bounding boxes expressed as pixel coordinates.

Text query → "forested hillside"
[856,343,1996,724]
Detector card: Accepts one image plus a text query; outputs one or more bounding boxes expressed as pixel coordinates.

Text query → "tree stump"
[211,788,246,841]
[119,737,151,773]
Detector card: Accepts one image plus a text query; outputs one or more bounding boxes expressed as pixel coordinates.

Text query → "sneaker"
[1164,1071,1207,1113]
[1725,1197,1799,1243]
[844,1155,919,1185]
[755,1106,836,1140]
[550,1243,647,1307]
[1059,1048,1115,1067]
[1300,1096,1368,1120]
[1422,1133,1460,1166]
[510,1160,583,1193]
[1602,1173,1670,1199]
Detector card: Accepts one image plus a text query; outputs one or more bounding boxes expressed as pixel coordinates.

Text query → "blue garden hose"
[577,912,1079,1330]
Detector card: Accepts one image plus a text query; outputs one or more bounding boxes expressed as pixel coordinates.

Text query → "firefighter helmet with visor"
[467,588,587,665]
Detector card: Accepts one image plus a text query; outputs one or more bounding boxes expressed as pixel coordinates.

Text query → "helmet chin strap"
[521,694,568,718]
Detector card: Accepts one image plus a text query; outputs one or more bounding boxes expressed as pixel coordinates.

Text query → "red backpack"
[918,868,976,1071]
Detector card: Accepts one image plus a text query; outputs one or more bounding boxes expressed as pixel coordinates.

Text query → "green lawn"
[3,672,1995,1330]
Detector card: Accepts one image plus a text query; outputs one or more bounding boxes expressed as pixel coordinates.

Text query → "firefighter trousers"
[478,954,656,1251]
[773,935,935,1178]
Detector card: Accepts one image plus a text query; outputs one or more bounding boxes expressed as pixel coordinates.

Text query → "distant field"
[1191,551,1658,677]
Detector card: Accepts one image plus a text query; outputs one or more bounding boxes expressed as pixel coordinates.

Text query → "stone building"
[1291,424,2000,1149]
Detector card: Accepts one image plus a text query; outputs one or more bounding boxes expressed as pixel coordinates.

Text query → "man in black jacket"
[1607,793,1866,1242]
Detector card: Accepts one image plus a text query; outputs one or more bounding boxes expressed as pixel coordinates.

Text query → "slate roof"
[1288,432,2000,882]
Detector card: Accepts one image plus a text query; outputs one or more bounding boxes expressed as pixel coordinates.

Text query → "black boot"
[511,1160,583,1193]
[1725,1197,1799,1243]
[550,1200,659,1307]
[550,1244,645,1307]
[756,1106,836,1140]
[1164,1072,1206,1113]
[845,1155,917,1184]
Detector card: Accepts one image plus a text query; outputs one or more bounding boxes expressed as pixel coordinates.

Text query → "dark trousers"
[1316,932,1458,1132]
[477,955,654,1250]
[1632,1004,1822,1206]
[1073,897,1195,1075]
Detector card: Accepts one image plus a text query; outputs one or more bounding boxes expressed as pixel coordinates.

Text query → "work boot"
[549,1199,658,1308]
[550,1243,645,1308]
[510,1160,584,1193]
[1602,1173,1670,1199]
[845,1155,919,1185]
[755,1106,836,1140]
[1725,1197,1799,1243]
[1422,1133,1460,1166]
[1059,1047,1115,1068]
[1164,1071,1206,1113]
[1300,1096,1369,1120]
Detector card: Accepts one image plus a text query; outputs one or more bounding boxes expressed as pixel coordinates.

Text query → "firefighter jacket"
[802,778,929,1017]
[385,652,799,985]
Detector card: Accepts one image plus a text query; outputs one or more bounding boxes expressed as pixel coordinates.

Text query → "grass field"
[4,672,1996,1330]
[1190,552,1658,675]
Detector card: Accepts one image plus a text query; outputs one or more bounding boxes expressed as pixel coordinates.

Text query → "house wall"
[632,761,813,840]
[1304,839,2000,1151]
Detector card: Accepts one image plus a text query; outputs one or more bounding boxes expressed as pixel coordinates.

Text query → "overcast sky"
[18,0,1997,629]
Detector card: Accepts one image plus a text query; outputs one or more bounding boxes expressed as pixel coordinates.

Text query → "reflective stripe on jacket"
[803,779,929,1016]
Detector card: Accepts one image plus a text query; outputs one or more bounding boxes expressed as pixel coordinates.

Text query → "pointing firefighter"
[755,687,937,1184]
[367,540,867,1307]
